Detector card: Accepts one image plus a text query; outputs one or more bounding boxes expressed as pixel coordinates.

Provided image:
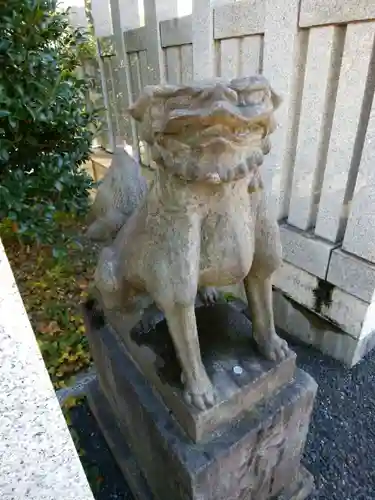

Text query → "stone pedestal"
[84,300,317,500]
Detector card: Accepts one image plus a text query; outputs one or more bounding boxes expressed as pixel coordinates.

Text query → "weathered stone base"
[84,305,317,500]
[94,300,297,443]
[87,378,314,500]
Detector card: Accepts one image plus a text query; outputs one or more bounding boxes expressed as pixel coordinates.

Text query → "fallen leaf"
[37,320,61,335]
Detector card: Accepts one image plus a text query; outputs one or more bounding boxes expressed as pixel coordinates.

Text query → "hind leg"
[244,193,289,361]
[198,286,219,305]
[133,285,219,336]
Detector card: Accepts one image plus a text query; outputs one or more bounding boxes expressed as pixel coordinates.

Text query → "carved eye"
[246,90,265,105]
[237,89,266,106]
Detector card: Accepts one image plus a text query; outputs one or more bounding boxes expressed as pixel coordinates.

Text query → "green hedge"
[0,0,100,244]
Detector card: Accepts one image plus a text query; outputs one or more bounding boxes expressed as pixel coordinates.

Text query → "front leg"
[244,189,289,361]
[148,210,216,410]
[244,273,289,361]
[163,303,216,410]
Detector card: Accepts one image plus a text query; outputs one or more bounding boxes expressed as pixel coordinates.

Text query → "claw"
[183,388,216,411]
[182,372,216,410]
[198,286,220,305]
[256,333,290,362]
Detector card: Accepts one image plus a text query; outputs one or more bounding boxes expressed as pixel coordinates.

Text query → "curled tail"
[86,149,148,243]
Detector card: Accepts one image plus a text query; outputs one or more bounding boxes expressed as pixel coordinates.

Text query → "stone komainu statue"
[89,76,289,411]
[86,145,219,304]
[85,147,148,244]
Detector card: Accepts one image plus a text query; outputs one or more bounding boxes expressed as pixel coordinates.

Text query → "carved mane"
[128,76,281,183]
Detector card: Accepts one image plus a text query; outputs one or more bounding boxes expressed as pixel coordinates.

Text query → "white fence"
[90,0,375,362]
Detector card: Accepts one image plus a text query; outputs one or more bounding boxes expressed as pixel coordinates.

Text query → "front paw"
[255,333,290,362]
[181,371,216,411]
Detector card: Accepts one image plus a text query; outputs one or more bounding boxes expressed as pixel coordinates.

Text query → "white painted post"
[262,0,304,219]
[97,50,116,152]
[165,47,181,83]
[115,0,141,151]
[314,23,375,243]
[0,242,94,500]
[239,36,263,76]
[91,0,112,38]
[342,96,375,263]
[67,0,113,151]
[287,26,344,231]
[84,0,114,152]
[119,0,140,29]
[141,0,188,85]
[143,0,165,84]
[219,38,240,79]
[181,45,193,83]
[109,0,140,155]
[155,0,181,21]
[66,0,88,29]
[192,0,215,80]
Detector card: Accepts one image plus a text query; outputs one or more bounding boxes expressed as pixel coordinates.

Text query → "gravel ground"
[69,337,375,500]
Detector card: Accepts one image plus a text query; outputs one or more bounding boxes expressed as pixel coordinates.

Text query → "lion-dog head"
[128,76,281,184]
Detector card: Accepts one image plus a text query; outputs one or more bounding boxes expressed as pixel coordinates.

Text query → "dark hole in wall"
[312,279,334,314]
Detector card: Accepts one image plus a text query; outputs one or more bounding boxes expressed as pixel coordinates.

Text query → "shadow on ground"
[69,336,375,500]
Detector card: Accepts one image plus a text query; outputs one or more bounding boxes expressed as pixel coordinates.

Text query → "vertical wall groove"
[163,48,168,82]
[310,26,346,229]
[99,54,116,151]
[128,52,141,159]
[238,37,244,77]
[314,22,375,243]
[279,29,309,220]
[178,46,183,84]
[259,35,264,74]
[138,50,152,166]
[239,35,263,77]
[215,39,221,77]
[181,44,193,83]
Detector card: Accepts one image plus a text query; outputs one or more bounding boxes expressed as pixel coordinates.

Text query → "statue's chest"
[199,196,257,281]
